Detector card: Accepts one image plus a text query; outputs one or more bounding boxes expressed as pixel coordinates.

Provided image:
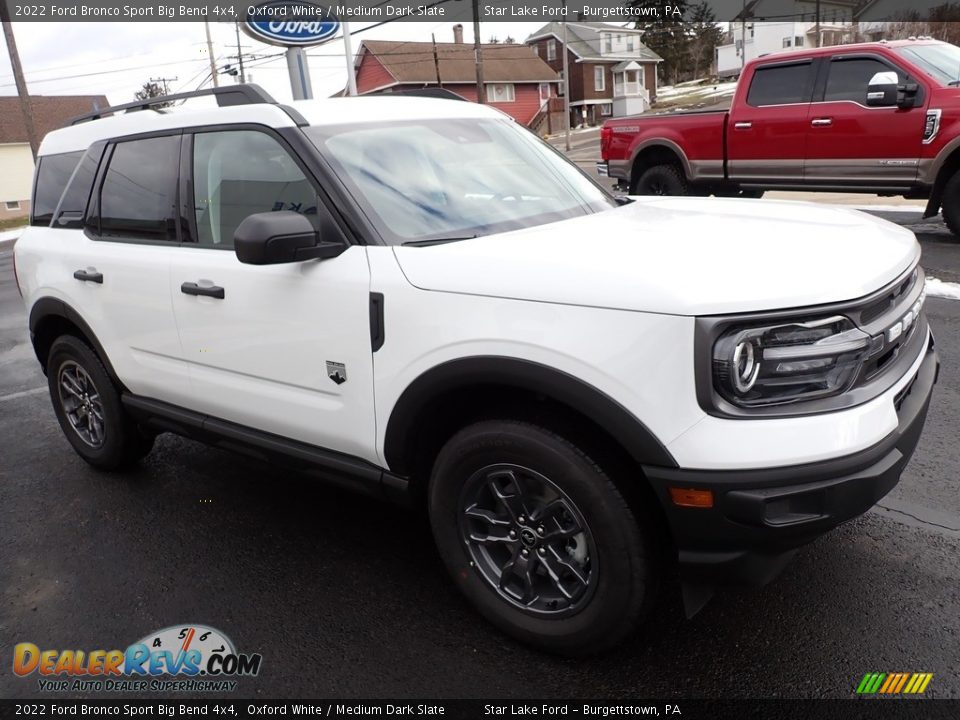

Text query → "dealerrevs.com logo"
[13,624,261,693]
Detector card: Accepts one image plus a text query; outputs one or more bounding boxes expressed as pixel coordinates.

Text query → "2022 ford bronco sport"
[14,85,939,655]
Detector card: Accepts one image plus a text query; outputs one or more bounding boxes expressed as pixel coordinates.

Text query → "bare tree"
[134,81,173,108]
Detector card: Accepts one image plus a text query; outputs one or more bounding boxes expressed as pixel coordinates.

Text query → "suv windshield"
[894,42,960,85]
[307,118,616,245]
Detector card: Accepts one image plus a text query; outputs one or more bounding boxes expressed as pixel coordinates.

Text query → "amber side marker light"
[669,487,714,508]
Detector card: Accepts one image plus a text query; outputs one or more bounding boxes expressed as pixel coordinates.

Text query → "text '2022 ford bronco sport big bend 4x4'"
[14,85,938,655]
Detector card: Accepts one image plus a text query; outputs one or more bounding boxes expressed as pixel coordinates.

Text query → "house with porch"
[525,22,662,126]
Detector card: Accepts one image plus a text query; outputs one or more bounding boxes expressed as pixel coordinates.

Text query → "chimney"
[453,24,464,44]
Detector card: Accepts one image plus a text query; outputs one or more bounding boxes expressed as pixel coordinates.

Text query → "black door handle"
[73,269,103,284]
[181,281,225,299]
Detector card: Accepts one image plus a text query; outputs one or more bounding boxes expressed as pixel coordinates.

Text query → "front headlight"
[713,316,873,408]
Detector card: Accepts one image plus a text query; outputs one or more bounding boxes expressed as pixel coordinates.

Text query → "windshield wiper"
[401,235,477,247]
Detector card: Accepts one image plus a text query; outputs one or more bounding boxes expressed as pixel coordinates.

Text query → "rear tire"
[428,420,657,656]
[631,164,688,196]
[940,171,960,240]
[47,335,154,470]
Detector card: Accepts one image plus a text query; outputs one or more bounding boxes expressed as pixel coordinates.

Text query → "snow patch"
[0,227,25,243]
[925,277,960,300]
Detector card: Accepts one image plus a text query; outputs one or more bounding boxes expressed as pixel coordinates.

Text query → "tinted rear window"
[53,143,106,229]
[747,62,814,106]
[31,151,83,226]
[98,135,180,241]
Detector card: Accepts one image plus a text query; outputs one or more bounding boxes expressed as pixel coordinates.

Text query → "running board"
[121,394,410,505]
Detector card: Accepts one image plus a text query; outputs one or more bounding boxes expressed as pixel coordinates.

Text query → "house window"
[5,200,20,210]
[604,34,612,53]
[594,66,605,92]
[600,103,613,116]
[558,70,565,96]
[626,36,635,52]
[795,36,804,47]
[547,39,556,61]
[486,83,515,102]
[783,37,792,48]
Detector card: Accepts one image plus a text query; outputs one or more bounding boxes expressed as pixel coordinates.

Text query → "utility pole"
[150,76,178,95]
[431,33,443,87]
[741,0,747,71]
[472,0,485,103]
[0,7,39,159]
[814,0,821,48]
[234,21,246,83]
[204,20,219,87]
[562,2,571,150]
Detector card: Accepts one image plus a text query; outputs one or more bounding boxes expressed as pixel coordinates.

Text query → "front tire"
[631,164,688,196]
[428,420,657,655]
[47,335,154,470]
[940,171,960,240]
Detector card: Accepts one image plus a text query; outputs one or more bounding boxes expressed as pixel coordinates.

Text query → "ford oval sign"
[244,1,340,47]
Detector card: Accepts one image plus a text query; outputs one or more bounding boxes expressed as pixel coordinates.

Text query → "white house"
[716,0,859,78]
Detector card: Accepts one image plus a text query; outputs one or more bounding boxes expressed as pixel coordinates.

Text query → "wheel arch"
[629,140,691,189]
[926,143,960,219]
[28,297,124,389]
[383,356,677,486]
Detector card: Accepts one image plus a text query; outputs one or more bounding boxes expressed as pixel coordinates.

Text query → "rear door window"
[97,135,181,241]
[746,62,815,106]
[31,151,83,226]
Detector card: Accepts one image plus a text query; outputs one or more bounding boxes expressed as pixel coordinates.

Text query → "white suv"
[14,86,939,655]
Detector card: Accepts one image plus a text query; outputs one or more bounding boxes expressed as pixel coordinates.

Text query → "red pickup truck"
[599,39,960,238]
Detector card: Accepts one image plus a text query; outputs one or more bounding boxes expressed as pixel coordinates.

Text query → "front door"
[727,58,817,183]
[168,128,376,463]
[804,54,927,184]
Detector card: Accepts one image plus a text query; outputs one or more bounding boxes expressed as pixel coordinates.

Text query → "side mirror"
[897,82,920,109]
[233,211,346,265]
[866,71,898,107]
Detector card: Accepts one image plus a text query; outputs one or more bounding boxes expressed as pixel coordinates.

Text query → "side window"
[824,58,906,104]
[191,130,319,249]
[99,135,180,241]
[31,151,83,226]
[746,62,814,107]
[53,142,106,229]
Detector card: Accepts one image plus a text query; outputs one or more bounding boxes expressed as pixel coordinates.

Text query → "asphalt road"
[1,216,960,701]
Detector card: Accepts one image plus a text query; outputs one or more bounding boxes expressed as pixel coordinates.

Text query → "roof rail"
[68,84,277,126]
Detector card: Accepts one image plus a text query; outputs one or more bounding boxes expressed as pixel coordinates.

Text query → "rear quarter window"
[31,151,84,226]
[746,62,815,107]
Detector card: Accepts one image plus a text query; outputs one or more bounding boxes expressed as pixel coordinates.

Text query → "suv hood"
[392,197,920,315]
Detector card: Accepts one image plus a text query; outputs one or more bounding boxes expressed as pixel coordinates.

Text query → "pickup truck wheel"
[940,172,960,239]
[429,420,655,655]
[47,335,154,470]
[632,164,688,196]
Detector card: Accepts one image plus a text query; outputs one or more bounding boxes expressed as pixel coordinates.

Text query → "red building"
[344,26,561,128]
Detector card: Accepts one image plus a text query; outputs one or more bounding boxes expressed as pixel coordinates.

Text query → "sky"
[0,21,570,105]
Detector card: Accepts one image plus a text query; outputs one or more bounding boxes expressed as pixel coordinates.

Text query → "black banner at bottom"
[1,700,959,720]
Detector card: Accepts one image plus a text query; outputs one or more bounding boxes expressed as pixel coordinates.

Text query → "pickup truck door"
[727,59,817,183]
[167,128,378,464]
[804,54,925,185]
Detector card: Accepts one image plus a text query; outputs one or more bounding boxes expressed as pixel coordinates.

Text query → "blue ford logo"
[244,1,340,47]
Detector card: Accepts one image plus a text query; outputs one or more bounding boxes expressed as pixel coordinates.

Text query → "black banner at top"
[2,0,960,23]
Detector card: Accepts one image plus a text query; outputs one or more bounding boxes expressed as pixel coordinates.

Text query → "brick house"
[0,94,108,222]
[525,22,662,126]
[345,26,561,127]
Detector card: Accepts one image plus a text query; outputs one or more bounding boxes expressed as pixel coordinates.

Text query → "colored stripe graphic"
[856,672,932,695]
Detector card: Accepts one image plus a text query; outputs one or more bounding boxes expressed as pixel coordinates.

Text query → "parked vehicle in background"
[600,39,960,239]
[13,86,938,655]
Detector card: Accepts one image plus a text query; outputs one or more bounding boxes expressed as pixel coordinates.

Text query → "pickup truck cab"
[14,85,938,655]
[600,39,960,237]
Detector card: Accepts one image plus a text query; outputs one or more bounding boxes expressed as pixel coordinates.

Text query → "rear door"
[55,134,191,403]
[167,128,376,462]
[727,59,817,183]
[804,54,926,185]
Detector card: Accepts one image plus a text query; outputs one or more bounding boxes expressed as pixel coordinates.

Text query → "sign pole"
[286,47,313,100]
[342,21,357,96]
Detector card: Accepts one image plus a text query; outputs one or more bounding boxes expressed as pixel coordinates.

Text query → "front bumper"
[643,334,939,587]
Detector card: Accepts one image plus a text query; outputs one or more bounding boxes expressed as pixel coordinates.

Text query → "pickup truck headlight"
[713,316,872,407]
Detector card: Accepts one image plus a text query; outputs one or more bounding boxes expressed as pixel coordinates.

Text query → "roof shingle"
[0,95,109,145]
